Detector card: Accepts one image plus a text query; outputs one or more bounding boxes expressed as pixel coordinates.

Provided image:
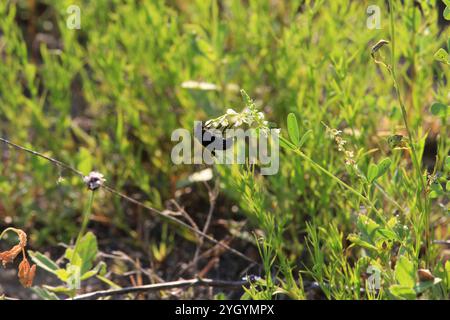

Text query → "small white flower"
[226,108,238,115]
[234,118,243,127]
[220,118,229,126]
[243,117,253,125]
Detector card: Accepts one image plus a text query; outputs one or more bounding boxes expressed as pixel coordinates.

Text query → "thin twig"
[193,181,219,270]
[0,295,19,300]
[0,136,257,265]
[177,236,233,276]
[0,137,84,177]
[433,240,450,247]
[103,185,255,264]
[170,199,201,239]
[71,278,250,300]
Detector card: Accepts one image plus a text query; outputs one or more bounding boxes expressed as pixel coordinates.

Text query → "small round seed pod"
[83,171,105,191]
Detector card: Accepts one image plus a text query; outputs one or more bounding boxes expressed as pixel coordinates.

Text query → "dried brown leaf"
[18,258,36,288]
[0,228,27,267]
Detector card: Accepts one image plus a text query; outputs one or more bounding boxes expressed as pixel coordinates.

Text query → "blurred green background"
[0,0,448,299]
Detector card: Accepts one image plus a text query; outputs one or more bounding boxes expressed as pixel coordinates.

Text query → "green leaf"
[32,287,60,300]
[298,129,313,148]
[430,102,447,117]
[444,6,450,20]
[195,37,216,61]
[77,232,98,274]
[81,261,107,280]
[367,163,378,183]
[66,264,81,290]
[96,275,122,289]
[434,48,449,64]
[375,158,391,180]
[357,215,380,241]
[66,232,98,274]
[279,136,296,150]
[367,158,391,183]
[414,278,442,294]
[77,147,93,175]
[347,234,379,252]
[287,113,300,145]
[395,256,416,287]
[429,182,444,199]
[378,228,397,241]
[389,285,417,300]
[28,251,59,275]
[64,248,82,267]
[55,269,70,282]
[43,285,76,295]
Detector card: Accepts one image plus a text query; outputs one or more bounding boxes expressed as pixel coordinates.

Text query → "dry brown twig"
[70,277,251,300]
[0,136,257,265]
[192,180,219,272]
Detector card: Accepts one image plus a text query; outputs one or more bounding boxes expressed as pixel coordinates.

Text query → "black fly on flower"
[199,90,280,155]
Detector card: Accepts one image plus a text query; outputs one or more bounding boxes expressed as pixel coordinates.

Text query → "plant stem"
[387,0,430,265]
[388,0,425,191]
[280,136,385,222]
[71,190,95,264]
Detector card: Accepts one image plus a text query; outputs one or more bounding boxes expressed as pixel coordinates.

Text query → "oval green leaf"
[287,113,300,145]
[375,158,391,180]
[367,163,378,183]
[430,102,447,117]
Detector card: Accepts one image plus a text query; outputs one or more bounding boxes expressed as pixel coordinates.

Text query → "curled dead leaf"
[0,228,27,267]
[18,258,36,288]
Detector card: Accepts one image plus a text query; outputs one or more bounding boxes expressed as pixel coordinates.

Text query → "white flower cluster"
[205,107,279,137]
[325,126,355,166]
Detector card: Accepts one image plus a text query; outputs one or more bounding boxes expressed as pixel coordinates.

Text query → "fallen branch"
[71,278,250,300]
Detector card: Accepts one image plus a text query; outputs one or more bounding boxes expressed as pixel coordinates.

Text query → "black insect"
[196,122,234,156]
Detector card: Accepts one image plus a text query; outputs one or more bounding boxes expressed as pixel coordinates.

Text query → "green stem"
[388,0,424,191]
[388,0,430,265]
[71,190,95,264]
[280,136,385,222]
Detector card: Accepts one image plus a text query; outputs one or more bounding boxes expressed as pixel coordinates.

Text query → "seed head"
[84,171,106,191]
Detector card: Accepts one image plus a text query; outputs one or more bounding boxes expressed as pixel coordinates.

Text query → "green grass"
[0,0,448,300]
